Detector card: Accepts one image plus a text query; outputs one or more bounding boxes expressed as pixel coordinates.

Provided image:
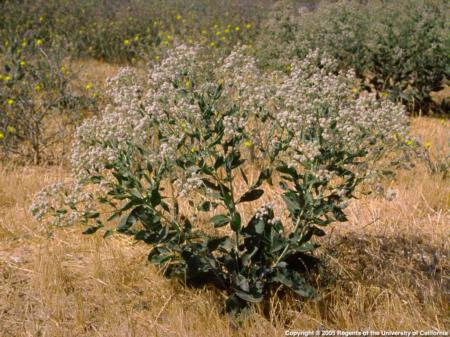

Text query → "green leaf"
[237,189,264,203]
[82,224,103,235]
[84,211,100,219]
[230,212,241,232]
[210,215,230,228]
[103,229,114,239]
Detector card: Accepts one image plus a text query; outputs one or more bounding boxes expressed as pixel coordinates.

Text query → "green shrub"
[257,0,450,114]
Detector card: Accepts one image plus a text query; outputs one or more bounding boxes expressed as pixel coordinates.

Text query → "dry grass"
[0,117,449,337]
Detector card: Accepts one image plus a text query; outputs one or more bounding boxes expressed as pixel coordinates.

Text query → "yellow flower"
[185,79,190,88]
[6,126,15,133]
[0,75,2,80]
[39,16,44,23]
[93,92,97,98]
[424,141,432,149]
[36,39,43,46]
[133,34,140,41]
[225,28,230,33]
[209,41,216,47]
[234,26,240,31]
[5,75,11,81]
[245,23,252,29]
[244,140,252,148]
[155,55,160,61]
[20,60,26,66]
[21,39,27,47]
[35,84,42,91]
[351,87,359,94]
[123,39,130,46]
[405,139,413,146]
[176,14,182,20]
[85,83,92,90]
[380,91,389,98]
[0,131,4,140]
[60,65,66,73]
[7,99,14,105]
[215,31,221,36]
[191,147,197,153]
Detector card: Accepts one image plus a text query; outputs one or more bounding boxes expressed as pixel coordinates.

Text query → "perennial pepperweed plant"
[31,45,409,314]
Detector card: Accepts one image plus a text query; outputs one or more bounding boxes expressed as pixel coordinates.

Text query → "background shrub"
[256,0,450,114]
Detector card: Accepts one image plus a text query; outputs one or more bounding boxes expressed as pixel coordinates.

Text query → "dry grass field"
[0,117,448,337]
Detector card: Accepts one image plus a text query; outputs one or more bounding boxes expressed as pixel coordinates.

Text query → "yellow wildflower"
[185,79,190,88]
[234,26,240,31]
[35,84,42,91]
[245,23,252,29]
[21,39,27,47]
[424,141,432,149]
[39,16,44,22]
[85,83,92,90]
[6,126,15,133]
[215,31,221,36]
[124,39,130,46]
[244,140,253,148]
[209,41,216,47]
[7,99,14,105]
[176,14,182,20]
[191,147,197,153]
[351,87,359,94]
[36,39,43,46]
[225,28,230,33]
[0,131,4,140]
[20,60,26,66]
[380,91,389,98]
[405,139,413,146]
[5,75,11,81]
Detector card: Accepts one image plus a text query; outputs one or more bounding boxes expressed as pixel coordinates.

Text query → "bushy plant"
[256,0,450,114]
[0,41,97,164]
[31,46,409,314]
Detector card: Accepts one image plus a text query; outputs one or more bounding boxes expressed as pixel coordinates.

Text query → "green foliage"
[0,0,266,63]
[257,0,450,114]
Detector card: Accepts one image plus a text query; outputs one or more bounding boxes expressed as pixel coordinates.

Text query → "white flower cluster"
[272,50,408,166]
[30,182,93,226]
[173,172,204,198]
[255,203,280,225]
